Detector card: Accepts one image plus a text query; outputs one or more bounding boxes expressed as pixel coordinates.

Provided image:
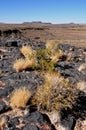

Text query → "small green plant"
[35,48,55,72]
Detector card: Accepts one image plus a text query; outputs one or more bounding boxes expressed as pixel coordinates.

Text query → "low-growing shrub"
[10,87,31,108]
[35,48,55,72]
[32,72,78,112]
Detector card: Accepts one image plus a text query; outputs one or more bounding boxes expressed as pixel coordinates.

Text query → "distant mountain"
[22,21,52,24]
[0,22,5,24]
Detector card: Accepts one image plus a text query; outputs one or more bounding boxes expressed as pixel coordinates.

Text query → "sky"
[0,0,86,24]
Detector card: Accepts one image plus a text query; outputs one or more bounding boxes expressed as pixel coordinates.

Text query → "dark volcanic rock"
[56,44,86,83]
[23,111,45,124]
[0,35,86,130]
[0,100,10,114]
[23,125,39,130]
[23,111,52,130]
[5,40,18,47]
[59,115,76,130]
[55,61,86,83]
[8,117,20,128]
[59,43,75,52]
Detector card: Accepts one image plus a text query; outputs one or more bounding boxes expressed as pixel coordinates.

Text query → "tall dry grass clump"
[10,87,31,108]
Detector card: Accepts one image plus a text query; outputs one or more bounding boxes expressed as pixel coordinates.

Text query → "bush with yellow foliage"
[32,72,78,112]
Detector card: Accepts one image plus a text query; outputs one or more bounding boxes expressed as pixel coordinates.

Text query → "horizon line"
[0,21,86,25]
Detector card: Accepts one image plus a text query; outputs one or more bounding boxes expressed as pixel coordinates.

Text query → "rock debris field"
[0,35,86,130]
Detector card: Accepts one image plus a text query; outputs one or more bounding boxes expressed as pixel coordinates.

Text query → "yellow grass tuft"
[46,40,59,50]
[46,40,64,62]
[20,45,33,58]
[44,71,61,84]
[13,59,26,72]
[10,87,31,108]
[24,58,35,69]
[13,58,35,72]
[50,49,63,62]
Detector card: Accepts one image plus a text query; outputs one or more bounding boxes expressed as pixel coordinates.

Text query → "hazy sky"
[0,0,86,24]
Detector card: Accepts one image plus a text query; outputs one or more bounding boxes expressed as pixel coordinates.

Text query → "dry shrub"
[20,45,33,58]
[32,72,78,112]
[13,58,35,72]
[46,40,64,62]
[46,40,59,50]
[10,87,31,108]
[13,45,36,72]
[24,58,35,69]
[13,59,26,72]
[50,49,63,62]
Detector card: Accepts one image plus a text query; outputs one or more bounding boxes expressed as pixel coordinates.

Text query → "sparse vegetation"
[34,41,63,71]
[35,48,55,72]
[10,87,31,108]
[24,58,36,69]
[46,40,64,62]
[13,58,35,72]
[20,45,33,58]
[32,72,78,112]
[13,58,26,72]
[13,42,64,72]
[46,40,59,50]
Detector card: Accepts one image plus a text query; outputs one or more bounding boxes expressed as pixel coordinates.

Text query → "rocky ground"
[0,32,86,130]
